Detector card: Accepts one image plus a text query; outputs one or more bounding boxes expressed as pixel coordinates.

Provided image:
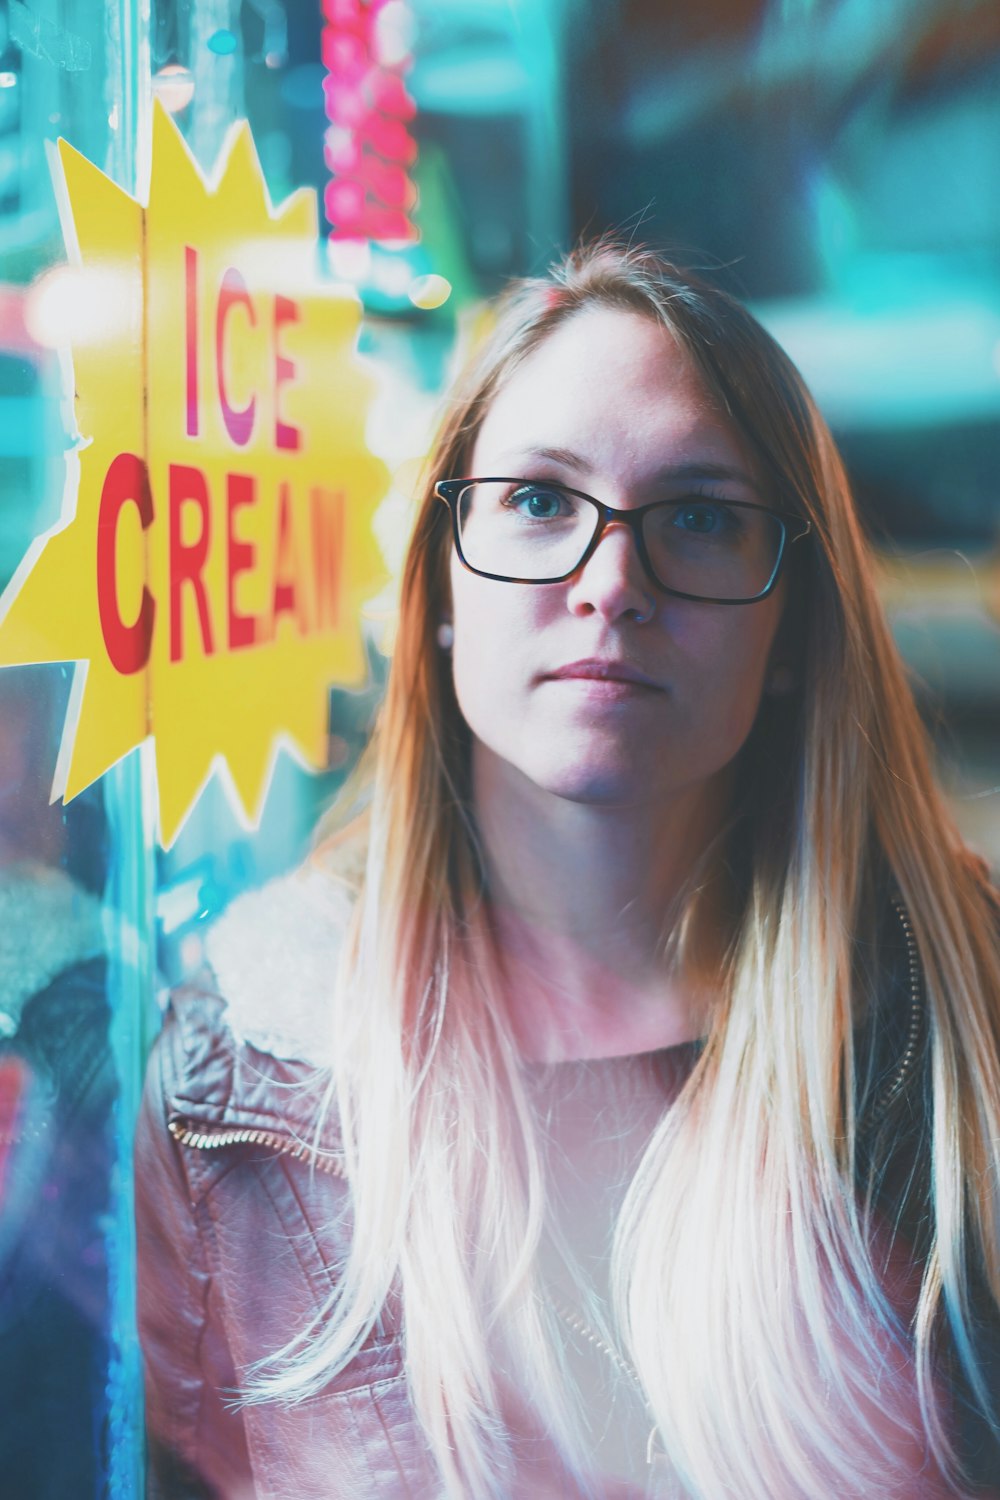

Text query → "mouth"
[544,659,662,690]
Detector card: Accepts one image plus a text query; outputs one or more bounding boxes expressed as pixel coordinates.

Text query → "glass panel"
[0,2,151,1494]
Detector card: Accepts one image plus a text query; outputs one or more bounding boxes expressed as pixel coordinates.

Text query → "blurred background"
[0,0,996,1492]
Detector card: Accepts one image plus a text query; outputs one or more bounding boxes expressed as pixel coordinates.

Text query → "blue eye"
[506,485,570,520]
[674,502,729,534]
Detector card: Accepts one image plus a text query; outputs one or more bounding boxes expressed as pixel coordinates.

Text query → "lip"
[544,658,661,690]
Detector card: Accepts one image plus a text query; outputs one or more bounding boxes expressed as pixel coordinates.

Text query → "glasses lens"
[642,501,784,601]
[457,481,599,580]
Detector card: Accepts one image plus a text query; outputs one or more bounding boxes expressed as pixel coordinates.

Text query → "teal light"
[756,278,1000,429]
[812,172,859,286]
[207,29,237,56]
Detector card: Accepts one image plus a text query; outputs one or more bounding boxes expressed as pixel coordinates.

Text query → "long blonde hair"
[251,243,1000,1498]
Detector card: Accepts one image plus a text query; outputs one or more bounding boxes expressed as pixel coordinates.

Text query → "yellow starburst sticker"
[0,103,389,847]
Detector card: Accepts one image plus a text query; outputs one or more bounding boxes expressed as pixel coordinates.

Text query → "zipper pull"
[645,1425,676,1496]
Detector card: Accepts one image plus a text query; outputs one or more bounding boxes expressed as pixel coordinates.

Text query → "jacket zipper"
[866,897,924,1125]
[548,1298,664,1469]
[549,1297,642,1389]
[167,1116,345,1176]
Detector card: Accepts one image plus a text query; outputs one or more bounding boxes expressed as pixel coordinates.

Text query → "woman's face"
[446,306,788,813]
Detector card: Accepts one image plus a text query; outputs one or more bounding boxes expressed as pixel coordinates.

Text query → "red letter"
[97,451,155,675]
[311,487,344,630]
[226,473,259,650]
[169,463,215,662]
[271,482,305,635]
[274,295,301,452]
[185,246,199,437]
[215,268,256,446]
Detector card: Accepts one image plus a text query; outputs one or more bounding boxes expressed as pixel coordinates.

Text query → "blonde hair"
[250,243,1000,1497]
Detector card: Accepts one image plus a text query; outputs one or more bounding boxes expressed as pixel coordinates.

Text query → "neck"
[472,747,733,1062]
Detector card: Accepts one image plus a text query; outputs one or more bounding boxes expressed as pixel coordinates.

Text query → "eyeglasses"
[435,478,812,605]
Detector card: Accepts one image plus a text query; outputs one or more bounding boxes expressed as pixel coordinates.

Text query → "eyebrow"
[500,447,761,494]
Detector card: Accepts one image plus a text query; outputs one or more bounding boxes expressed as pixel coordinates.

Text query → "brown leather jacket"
[138,865,450,1500]
[138,984,446,1500]
[135,869,1000,1499]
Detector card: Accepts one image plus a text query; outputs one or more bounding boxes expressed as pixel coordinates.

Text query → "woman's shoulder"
[201,856,356,1066]
[149,858,357,1137]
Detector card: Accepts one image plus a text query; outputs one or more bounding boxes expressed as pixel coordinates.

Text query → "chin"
[527,757,654,807]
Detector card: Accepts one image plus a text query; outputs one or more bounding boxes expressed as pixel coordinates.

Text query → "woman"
[137,242,1000,1499]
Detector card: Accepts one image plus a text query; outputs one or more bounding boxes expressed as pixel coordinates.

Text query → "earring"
[765,664,794,696]
[436,621,454,650]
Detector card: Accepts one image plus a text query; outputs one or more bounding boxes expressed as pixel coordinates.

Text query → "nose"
[564,519,656,624]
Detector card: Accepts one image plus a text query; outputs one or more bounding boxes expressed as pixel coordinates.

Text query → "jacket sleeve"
[135,1010,256,1500]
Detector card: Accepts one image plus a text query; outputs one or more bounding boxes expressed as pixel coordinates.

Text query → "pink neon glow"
[321,0,418,245]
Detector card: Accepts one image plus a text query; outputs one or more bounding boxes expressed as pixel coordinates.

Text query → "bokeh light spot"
[408,273,452,310]
[207,29,237,56]
[153,64,195,113]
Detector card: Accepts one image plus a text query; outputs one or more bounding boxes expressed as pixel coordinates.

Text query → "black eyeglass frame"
[434,477,813,605]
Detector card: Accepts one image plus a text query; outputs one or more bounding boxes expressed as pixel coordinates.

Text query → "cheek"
[665,601,781,731]
[732,633,782,738]
[448,567,525,728]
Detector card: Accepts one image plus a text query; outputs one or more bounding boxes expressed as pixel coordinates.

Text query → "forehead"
[471,306,751,482]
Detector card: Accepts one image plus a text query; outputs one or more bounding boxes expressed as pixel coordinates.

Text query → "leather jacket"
[135,866,1000,1499]
[138,866,445,1500]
